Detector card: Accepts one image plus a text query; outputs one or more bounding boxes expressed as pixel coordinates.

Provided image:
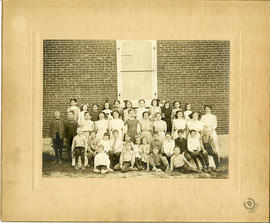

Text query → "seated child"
[150,131,162,153]
[187,130,209,173]
[133,135,143,170]
[94,144,111,174]
[86,130,98,168]
[71,128,87,170]
[115,141,136,173]
[123,134,135,147]
[109,129,123,169]
[149,147,169,172]
[170,147,199,173]
[174,129,192,162]
[139,137,151,171]
[161,132,175,163]
[98,132,112,153]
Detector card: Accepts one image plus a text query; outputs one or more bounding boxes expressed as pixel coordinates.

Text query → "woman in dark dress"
[161,101,172,133]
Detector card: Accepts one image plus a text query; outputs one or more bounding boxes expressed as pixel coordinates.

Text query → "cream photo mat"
[2,0,269,221]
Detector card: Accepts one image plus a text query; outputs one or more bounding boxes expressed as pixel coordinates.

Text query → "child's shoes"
[75,165,79,170]
[93,168,100,173]
[81,165,85,170]
[101,169,108,174]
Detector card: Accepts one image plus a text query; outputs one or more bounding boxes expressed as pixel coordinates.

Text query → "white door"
[117,40,157,107]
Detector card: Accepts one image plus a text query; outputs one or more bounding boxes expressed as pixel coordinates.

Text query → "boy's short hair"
[142,111,150,117]
[177,129,185,134]
[190,130,197,134]
[112,129,119,134]
[70,98,77,103]
[103,132,110,137]
[128,108,135,114]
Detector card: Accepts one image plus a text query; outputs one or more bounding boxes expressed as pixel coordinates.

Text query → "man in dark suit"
[49,110,66,164]
[65,111,78,161]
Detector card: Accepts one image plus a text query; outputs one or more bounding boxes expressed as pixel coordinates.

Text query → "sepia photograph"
[42,39,230,178]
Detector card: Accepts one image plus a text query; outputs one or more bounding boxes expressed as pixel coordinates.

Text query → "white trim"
[116,40,158,107]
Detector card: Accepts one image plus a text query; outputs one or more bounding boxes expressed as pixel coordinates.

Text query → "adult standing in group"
[161,101,172,133]
[187,111,204,138]
[67,99,80,122]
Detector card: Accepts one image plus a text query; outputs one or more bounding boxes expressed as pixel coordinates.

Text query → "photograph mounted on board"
[42,40,229,178]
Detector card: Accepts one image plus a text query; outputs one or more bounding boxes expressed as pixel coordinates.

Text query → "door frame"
[116,40,158,107]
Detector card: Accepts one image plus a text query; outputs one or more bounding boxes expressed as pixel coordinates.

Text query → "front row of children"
[71,125,220,174]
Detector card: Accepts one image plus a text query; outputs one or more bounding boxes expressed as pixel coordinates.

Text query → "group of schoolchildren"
[49,98,220,174]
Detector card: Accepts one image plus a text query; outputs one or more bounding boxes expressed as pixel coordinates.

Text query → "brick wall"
[43,40,229,137]
[157,40,230,134]
[43,40,118,137]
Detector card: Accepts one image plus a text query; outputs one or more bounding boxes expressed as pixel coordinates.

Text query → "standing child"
[91,104,100,122]
[109,110,124,139]
[98,133,112,153]
[153,112,167,143]
[123,100,133,122]
[94,145,111,174]
[65,111,78,161]
[118,141,136,173]
[78,104,89,126]
[133,135,143,170]
[172,110,187,139]
[95,112,109,142]
[162,132,175,164]
[140,111,153,144]
[184,103,192,120]
[86,131,98,168]
[171,101,182,119]
[161,101,172,133]
[149,147,169,172]
[124,109,140,143]
[187,130,209,173]
[109,130,123,169]
[49,110,66,164]
[103,101,113,120]
[67,99,80,121]
[80,111,94,139]
[71,128,87,169]
[149,99,161,121]
[139,137,151,171]
[113,100,123,117]
[136,99,148,122]
[170,147,199,173]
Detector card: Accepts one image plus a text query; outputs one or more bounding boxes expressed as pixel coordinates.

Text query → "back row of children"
[49,98,220,173]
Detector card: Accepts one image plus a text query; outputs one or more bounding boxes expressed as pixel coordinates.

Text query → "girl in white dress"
[171,101,182,119]
[136,99,148,122]
[109,110,124,139]
[78,104,89,126]
[153,112,167,143]
[184,103,192,120]
[67,99,80,121]
[187,112,204,138]
[149,99,161,121]
[95,112,109,142]
[103,102,113,120]
[123,100,133,122]
[172,110,187,139]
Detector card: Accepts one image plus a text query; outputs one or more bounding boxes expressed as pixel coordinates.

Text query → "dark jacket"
[65,120,78,138]
[175,137,188,154]
[49,118,66,139]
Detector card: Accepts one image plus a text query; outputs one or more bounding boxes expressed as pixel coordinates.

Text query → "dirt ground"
[42,154,228,179]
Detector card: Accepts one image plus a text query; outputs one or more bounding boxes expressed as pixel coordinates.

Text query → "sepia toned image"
[42,39,230,178]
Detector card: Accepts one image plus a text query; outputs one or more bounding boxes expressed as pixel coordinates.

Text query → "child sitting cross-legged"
[94,144,111,174]
[149,147,169,172]
[170,146,200,173]
[114,141,136,173]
